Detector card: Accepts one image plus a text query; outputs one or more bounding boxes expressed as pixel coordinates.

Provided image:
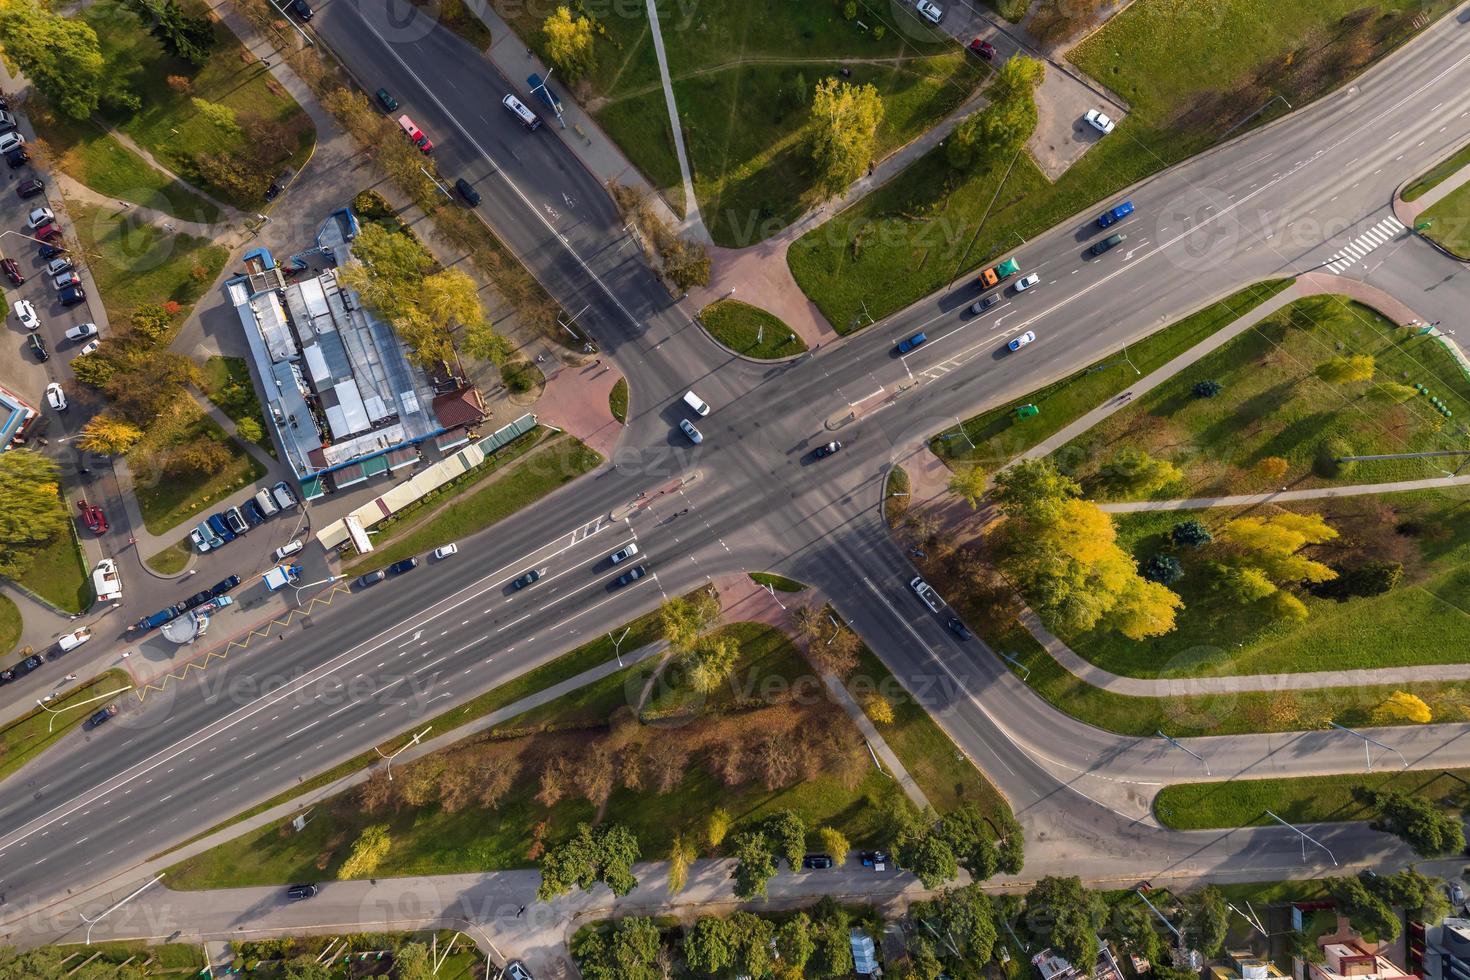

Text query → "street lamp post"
[81,873,165,945]
[608,626,631,667]
[37,686,133,732]
[375,726,431,781]
[292,575,339,606]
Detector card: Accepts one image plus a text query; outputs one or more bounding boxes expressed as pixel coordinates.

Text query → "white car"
[27,206,56,229]
[432,543,459,559]
[915,0,944,23]
[75,339,101,357]
[45,257,73,276]
[189,526,214,553]
[44,382,67,411]
[1008,330,1037,351]
[0,132,23,153]
[1085,109,1116,134]
[65,322,98,342]
[12,298,38,330]
[608,543,639,564]
[1013,273,1041,292]
[57,627,92,653]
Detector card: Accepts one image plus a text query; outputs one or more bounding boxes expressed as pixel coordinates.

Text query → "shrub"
[1310,560,1403,601]
[1171,519,1212,548]
[1314,437,1356,478]
[1192,379,1223,398]
[1142,554,1183,585]
[843,0,857,19]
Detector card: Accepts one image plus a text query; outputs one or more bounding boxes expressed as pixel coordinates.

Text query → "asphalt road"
[3,0,1470,943]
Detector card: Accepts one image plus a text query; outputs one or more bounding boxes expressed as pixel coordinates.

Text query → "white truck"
[262,563,302,592]
[909,576,945,614]
[92,558,122,601]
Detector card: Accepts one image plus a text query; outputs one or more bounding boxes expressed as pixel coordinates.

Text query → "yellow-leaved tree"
[809,78,884,195]
[542,6,596,81]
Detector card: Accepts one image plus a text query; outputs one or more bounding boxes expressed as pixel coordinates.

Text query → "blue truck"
[135,606,180,632]
[1097,200,1134,228]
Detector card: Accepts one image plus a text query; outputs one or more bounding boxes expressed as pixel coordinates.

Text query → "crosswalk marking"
[1324,215,1404,273]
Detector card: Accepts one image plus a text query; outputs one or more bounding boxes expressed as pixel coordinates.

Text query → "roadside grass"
[29,110,221,222]
[0,670,131,781]
[1053,295,1470,498]
[934,280,1293,468]
[343,435,602,575]
[640,623,812,720]
[609,377,628,423]
[790,0,1452,328]
[1421,179,1470,256]
[1153,768,1470,830]
[408,0,490,49]
[0,593,19,656]
[850,646,1009,816]
[82,0,315,209]
[200,356,276,458]
[883,465,910,527]
[749,572,805,593]
[699,299,807,359]
[1402,139,1470,201]
[145,539,194,576]
[128,408,266,536]
[166,621,910,888]
[1057,488,1470,679]
[71,204,229,325]
[61,940,203,971]
[10,523,92,614]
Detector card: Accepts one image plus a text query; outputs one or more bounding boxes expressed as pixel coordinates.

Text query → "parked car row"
[190,481,299,553]
[134,576,241,633]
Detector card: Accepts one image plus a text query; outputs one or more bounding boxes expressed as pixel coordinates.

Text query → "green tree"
[573,917,663,980]
[1193,378,1224,398]
[1099,447,1183,496]
[1182,885,1229,956]
[1369,867,1450,923]
[991,458,1081,521]
[1143,553,1183,585]
[707,807,731,849]
[776,913,816,973]
[911,885,998,966]
[191,98,241,137]
[1114,902,1165,965]
[1361,788,1465,857]
[461,318,514,366]
[731,831,778,899]
[542,6,596,80]
[1024,876,1106,971]
[0,2,105,119]
[391,943,433,980]
[1171,519,1212,548]
[0,944,148,978]
[809,77,885,194]
[687,631,740,693]
[337,824,391,879]
[947,463,987,508]
[129,303,174,344]
[938,803,998,880]
[818,825,849,865]
[234,417,264,444]
[762,809,807,870]
[898,824,959,889]
[810,898,855,976]
[668,832,697,894]
[282,959,335,980]
[1329,874,1400,941]
[727,911,776,977]
[683,915,733,975]
[537,822,642,900]
[76,415,145,456]
[0,451,69,577]
[660,591,721,654]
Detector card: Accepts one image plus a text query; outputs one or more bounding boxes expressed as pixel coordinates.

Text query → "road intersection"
[2,0,1470,956]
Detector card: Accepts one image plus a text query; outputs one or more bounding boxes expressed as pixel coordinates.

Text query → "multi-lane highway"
[3,0,1470,944]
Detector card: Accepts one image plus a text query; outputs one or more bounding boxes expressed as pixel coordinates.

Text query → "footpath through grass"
[128,409,266,536]
[1054,295,1470,499]
[935,280,1292,468]
[0,671,131,781]
[344,434,602,575]
[200,357,276,458]
[1056,488,1470,679]
[72,203,228,326]
[1403,140,1470,201]
[699,299,807,359]
[791,0,1451,329]
[1154,768,1470,830]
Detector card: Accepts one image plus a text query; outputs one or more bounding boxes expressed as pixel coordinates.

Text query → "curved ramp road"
[3,0,1470,940]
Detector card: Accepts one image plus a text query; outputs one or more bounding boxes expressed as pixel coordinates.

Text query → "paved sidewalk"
[536,361,624,459]
[1100,472,1470,513]
[642,0,707,242]
[1393,152,1470,224]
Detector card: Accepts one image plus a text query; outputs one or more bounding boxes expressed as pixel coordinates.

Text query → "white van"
[682,390,710,416]
[502,94,542,132]
[254,488,280,517]
[273,539,304,561]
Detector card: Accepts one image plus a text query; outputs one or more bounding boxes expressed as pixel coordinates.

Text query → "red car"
[968,37,996,60]
[1,257,21,285]
[78,499,108,534]
[397,114,434,154]
[34,222,62,242]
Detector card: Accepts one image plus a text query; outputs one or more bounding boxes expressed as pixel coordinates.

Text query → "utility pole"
[1265,809,1337,865]
[1157,731,1210,775]
[608,626,631,667]
[375,726,430,781]
[81,873,165,945]
[1328,721,1407,772]
[37,686,133,732]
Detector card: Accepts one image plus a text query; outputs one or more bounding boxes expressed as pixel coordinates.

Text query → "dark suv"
[286,883,318,901]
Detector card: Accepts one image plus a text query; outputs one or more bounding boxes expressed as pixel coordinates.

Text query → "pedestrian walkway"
[536,361,624,459]
[1394,153,1470,224]
[1322,214,1407,275]
[642,0,707,242]
[53,174,234,244]
[1099,472,1470,513]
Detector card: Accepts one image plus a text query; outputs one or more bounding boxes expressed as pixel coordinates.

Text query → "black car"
[209,575,241,597]
[286,883,318,901]
[511,569,540,590]
[85,704,119,730]
[946,617,972,640]
[801,854,835,870]
[264,168,293,202]
[387,557,419,575]
[614,564,647,588]
[376,88,399,111]
[454,178,481,206]
[241,498,268,526]
[15,655,44,676]
[59,284,86,306]
[17,177,43,198]
[39,242,65,260]
[289,0,312,18]
[0,668,15,685]
[859,850,890,868]
[28,333,48,362]
[177,589,214,613]
[357,569,387,587]
[814,441,842,458]
[1090,232,1126,256]
[5,146,28,168]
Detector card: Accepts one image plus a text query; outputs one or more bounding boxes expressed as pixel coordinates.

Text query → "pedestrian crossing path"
[1323,215,1404,273]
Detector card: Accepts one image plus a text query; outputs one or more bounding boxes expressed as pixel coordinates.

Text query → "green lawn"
[128,410,266,536]
[1053,295,1470,498]
[1422,178,1470,256]
[1056,488,1470,679]
[935,280,1293,468]
[344,435,602,575]
[0,593,19,657]
[791,0,1453,329]
[883,465,910,527]
[30,110,221,222]
[0,670,131,781]
[1403,140,1470,201]
[60,940,203,972]
[144,539,194,576]
[200,356,276,457]
[699,299,807,358]
[71,203,229,325]
[1154,768,1470,830]
[609,376,628,423]
[749,572,805,593]
[82,0,315,209]
[9,523,92,614]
